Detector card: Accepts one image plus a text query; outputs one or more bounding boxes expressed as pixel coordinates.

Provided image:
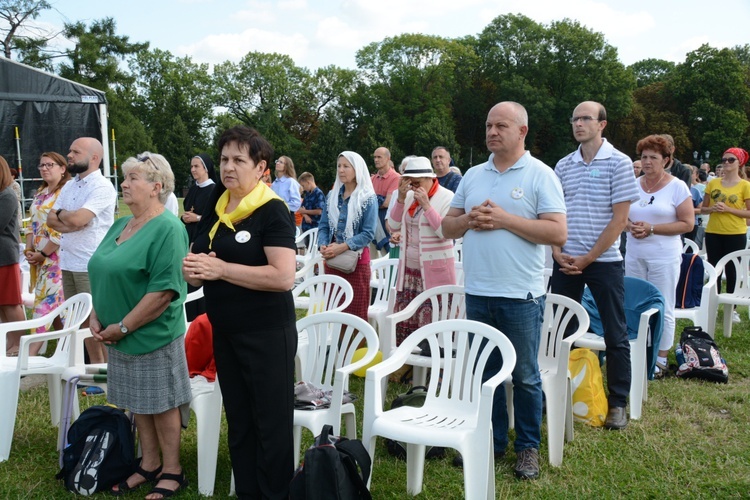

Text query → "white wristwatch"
[119,321,129,335]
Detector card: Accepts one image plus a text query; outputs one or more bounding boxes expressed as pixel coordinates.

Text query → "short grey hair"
[121,151,175,204]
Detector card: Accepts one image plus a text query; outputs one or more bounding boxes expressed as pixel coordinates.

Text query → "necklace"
[124,206,163,235]
[642,171,666,193]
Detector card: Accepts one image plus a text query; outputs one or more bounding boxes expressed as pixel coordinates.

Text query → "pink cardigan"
[387,185,456,291]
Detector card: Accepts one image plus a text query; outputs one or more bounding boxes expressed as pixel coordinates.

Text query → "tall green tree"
[667,44,750,158]
[58,17,148,91]
[628,58,676,88]
[128,49,214,189]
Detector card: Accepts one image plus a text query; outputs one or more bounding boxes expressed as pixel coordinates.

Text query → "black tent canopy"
[0,57,111,201]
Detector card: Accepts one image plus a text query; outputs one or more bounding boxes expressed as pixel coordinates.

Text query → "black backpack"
[676,326,729,383]
[289,424,372,500]
[56,405,136,495]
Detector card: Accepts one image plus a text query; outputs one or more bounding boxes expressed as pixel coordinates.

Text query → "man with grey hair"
[442,101,567,479]
[48,137,117,365]
[551,101,639,430]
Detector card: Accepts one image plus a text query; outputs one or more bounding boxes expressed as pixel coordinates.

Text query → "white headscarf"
[327,151,377,241]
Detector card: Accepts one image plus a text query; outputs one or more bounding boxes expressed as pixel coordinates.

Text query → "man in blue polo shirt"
[550,100,639,430]
[442,101,566,480]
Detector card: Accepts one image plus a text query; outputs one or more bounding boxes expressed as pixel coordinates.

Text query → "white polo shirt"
[451,152,566,298]
[53,169,117,272]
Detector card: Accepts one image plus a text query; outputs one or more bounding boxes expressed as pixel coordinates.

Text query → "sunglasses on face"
[721,157,738,164]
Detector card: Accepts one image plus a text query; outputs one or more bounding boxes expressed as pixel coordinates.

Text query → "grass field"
[4,199,750,497]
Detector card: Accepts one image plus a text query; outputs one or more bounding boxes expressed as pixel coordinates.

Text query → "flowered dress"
[29,188,64,331]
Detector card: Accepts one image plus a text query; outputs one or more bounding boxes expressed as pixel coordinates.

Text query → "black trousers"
[705,232,747,293]
[213,322,297,499]
[550,261,631,408]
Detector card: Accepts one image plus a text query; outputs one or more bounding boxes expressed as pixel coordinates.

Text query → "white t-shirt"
[52,169,117,272]
[626,176,691,260]
[165,192,179,216]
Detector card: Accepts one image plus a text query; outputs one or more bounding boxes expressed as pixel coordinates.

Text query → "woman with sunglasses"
[701,148,750,322]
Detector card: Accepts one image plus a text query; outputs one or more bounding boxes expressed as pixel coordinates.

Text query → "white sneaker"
[733,311,741,323]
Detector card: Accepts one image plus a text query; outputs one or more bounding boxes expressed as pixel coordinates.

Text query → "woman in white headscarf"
[317,151,379,321]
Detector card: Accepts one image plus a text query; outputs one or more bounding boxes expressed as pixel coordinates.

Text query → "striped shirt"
[555,139,638,262]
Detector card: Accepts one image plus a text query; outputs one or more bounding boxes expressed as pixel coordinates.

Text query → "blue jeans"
[466,293,544,453]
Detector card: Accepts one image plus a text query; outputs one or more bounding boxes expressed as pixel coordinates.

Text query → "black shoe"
[514,448,540,480]
[604,406,628,430]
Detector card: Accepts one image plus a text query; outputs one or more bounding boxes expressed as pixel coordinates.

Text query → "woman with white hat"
[387,156,456,347]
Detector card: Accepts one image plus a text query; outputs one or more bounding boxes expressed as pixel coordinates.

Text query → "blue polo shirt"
[451,152,566,298]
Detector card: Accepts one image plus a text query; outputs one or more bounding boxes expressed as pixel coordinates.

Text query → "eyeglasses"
[275,159,284,165]
[569,116,599,124]
[38,162,57,170]
[137,154,159,170]
[721,157,738,164]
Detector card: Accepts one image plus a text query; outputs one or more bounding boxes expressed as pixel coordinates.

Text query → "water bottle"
[675,344,685,366]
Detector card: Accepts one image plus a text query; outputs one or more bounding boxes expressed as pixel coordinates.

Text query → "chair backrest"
[296,227,319,257]
[715,249,750,297]
[54,293,93,358]
[538,294,590,373]
[183,287,205,330]
[700,261,718,303]
[292,275,354,315]
[543,267,553,292]
[384,285,466,358]
[453,239,463,263]
[683,238,701,254]
[370,258,399,306]
[296,312,379,393]
[295,255,325,283]
[454,261,464,286]
[390,319,516,405]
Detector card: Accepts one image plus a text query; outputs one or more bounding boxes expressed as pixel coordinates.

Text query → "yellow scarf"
[208,182,283,248]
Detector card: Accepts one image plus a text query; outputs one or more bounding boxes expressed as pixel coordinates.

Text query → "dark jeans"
[466,293,544,453]
[705,232,746,293]
[550,261,631,408]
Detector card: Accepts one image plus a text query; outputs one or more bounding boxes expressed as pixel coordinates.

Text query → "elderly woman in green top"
[88,152,190,499]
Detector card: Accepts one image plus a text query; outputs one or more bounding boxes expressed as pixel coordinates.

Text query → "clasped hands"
[320,243,348,260]
[466,199,505,231]
[629,221,652,240]
[182,251,226,281]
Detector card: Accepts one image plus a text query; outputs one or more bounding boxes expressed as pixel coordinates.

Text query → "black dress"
[183,181,215,320]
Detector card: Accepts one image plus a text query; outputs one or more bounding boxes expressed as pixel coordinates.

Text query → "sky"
[30,0,750,71]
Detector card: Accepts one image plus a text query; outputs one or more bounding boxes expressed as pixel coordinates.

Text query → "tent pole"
[14,126,26,218]
[111,128,119,216]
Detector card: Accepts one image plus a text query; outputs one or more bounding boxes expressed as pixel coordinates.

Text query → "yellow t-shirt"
[704,178,750,235]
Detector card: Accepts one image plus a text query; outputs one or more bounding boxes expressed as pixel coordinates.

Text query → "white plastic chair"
[293,312,379,467]
[292,275,354,380]
[362,319,516,498]
[504,294,590,466]
[384,285,466,387]
[0,292,92,461]
[295,228,320,280]
[367,258,399,335]
[574,304,658,421]
[682,238,705,257]
[453,238,463,262]
[675,260,718,338]
[714,249,750,338]
[20,269,34,309]
[454,261,464,286]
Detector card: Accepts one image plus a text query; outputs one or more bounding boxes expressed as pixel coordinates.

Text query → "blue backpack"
[675,253,704,309]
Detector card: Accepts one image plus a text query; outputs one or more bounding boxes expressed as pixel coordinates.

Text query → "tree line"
[2,1,749,192]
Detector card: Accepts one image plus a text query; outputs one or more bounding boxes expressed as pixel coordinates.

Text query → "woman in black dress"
[182,126,297,500]
[181,153,216,243]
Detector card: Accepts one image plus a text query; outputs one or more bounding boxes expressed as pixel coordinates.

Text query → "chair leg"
[405,443,426,495]
[545,389,565,467]
[629,346,646,420]
[461,443,491,500]
[193,400,221,496]
[47,374,62,426]
[723,305,733,338]
[344,411,357,440]
[564,380,575,443]
[505,383,514,430]
[293,425,302,468]
[413,366,428,387]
